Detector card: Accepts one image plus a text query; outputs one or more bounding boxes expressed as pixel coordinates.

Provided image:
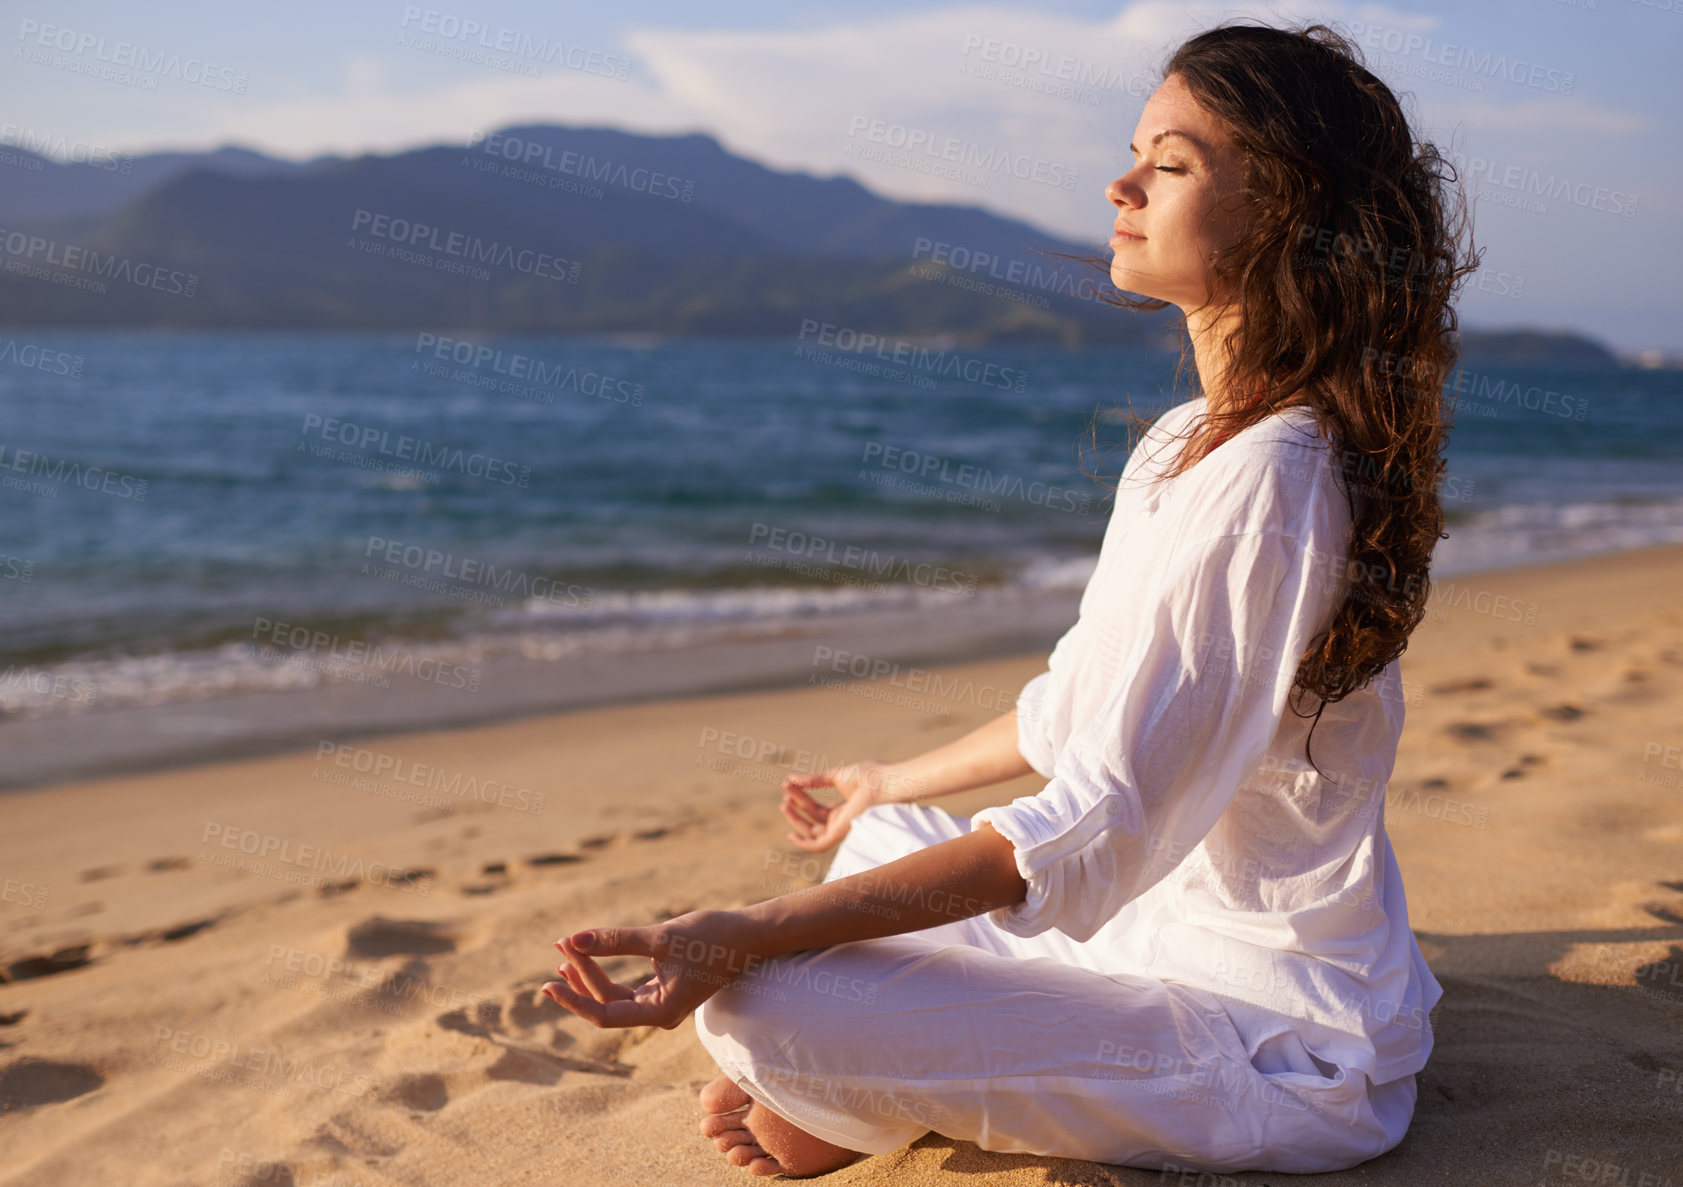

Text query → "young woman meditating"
[542,21,1476,1177]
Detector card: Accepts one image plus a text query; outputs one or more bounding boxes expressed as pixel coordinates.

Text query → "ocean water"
[1,330,1679,730]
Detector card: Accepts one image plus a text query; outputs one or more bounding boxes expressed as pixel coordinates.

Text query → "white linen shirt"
[971,396,1442,1086]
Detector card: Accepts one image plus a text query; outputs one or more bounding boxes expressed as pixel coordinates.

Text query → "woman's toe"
[700,1111,751,1139]
[698,1075,752,1115]
[726,1142,781,1174]
[713,1128,760,1153]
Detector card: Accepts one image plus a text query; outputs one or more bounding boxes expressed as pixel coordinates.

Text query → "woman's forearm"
[544,820,1031,1030]
[735,822,1027,959]
[878,709,1036,803]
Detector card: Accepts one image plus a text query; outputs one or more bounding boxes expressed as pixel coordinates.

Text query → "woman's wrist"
[872,761,930,804]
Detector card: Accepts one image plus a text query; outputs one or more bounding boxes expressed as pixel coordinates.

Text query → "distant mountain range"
[0,125,1625,362]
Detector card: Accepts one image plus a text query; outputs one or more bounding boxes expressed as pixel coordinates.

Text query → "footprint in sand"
[145,857,191,872]
[159,919,216,942]
[77,866,121,883]
[344,917,456,959]
[0,1058,103,1111]
[1539,703,1587,722]
[3,945,92,982]
[381,1072,449,1112]
[436,999,503,1038]
[1430,677,1495,695]
[1445,721,1506,743]
[439,990,634,1083]
[526,853,585,868]
[1500,754,1550,780]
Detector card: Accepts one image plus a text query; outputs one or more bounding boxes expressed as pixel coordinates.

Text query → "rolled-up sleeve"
[972,520,1347,942]
[1013,670,1057,779]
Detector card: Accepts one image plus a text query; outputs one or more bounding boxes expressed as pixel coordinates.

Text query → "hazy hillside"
[0,126,1631,359]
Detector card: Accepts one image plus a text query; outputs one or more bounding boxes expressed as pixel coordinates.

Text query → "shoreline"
[5,541,1682,794]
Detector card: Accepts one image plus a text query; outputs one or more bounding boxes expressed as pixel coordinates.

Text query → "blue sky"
[3,0,1679,352]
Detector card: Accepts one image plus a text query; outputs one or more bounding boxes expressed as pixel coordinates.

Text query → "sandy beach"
[2,544,1681,1187]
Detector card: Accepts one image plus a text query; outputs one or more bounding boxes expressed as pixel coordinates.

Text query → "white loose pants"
[694,803,1420,1173]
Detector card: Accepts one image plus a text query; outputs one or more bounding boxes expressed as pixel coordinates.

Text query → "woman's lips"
[1109,230,1144,246]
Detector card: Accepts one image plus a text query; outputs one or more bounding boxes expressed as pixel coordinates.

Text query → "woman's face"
[1106,72,1252,312]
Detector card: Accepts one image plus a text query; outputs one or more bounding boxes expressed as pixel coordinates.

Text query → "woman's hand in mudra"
[541,910,763,1030]
[780,761,908,853]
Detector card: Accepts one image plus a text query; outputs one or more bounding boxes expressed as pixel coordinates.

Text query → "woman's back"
[1002,397,1441,1086]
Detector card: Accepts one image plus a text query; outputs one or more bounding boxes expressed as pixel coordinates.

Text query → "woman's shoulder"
[1175,404,1350,539]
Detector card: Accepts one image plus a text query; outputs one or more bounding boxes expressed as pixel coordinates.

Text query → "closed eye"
[1155,166,1183,173]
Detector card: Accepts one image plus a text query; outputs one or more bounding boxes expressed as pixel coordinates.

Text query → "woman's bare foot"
[698,1075,864,1177]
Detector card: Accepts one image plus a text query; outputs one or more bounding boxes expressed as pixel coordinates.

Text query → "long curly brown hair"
[1081,22,1482,734]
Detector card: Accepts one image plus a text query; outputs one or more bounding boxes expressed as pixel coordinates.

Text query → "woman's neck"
[1186,304,1251,415]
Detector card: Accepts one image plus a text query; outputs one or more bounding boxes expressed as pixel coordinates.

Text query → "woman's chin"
[1108,262,1157,301]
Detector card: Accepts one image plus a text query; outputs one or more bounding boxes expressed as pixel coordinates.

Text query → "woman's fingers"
[557,941,628,1002]
[543,977,636,1026]
[785,785,830,823]
[556,935,640,1002]
[781,770,832,791]
[560,963,597,1000]
[544,976,679,1029]
[778,794,817,835]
